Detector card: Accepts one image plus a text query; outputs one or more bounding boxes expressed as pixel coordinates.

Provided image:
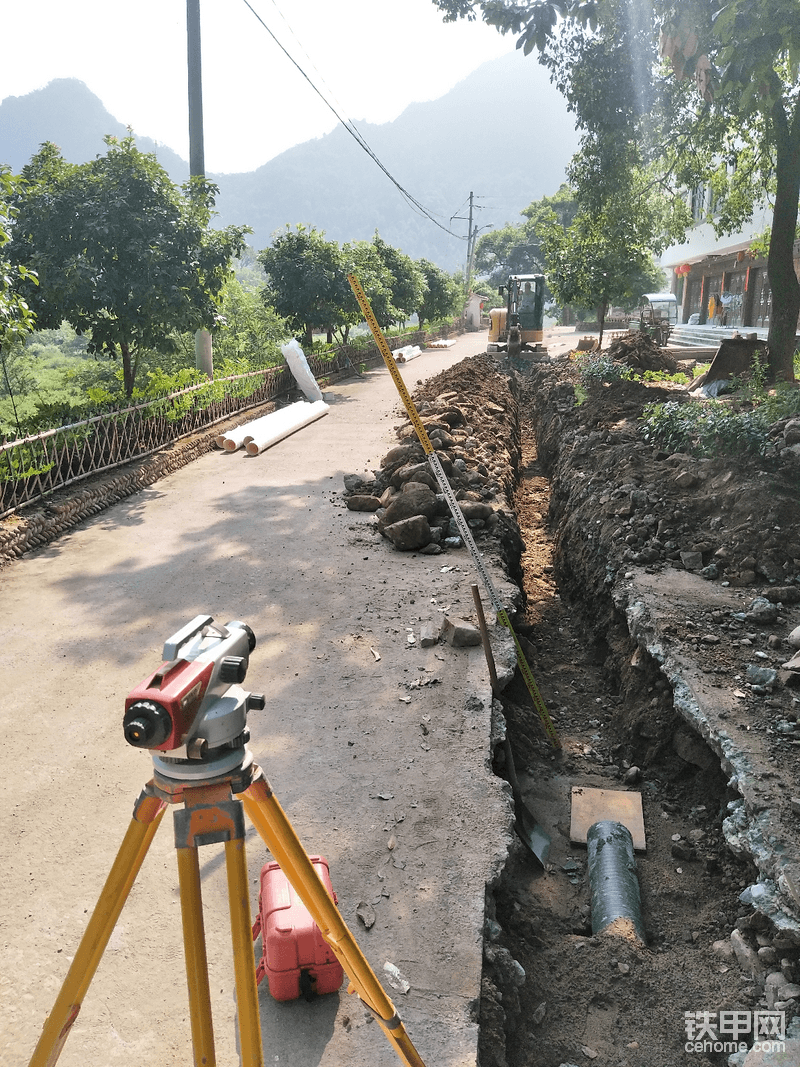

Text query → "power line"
[239,0,466,240]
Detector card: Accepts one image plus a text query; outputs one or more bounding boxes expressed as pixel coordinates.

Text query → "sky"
[1,0,517,173]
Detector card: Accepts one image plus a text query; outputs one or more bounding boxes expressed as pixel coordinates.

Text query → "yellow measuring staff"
[347,274,560,749]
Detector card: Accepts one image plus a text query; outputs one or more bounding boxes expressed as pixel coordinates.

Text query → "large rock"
[382,444,424,469]
[345,495,382,512]
[379,484,440,530]
[459,501,493,522]
[382,515,432,551]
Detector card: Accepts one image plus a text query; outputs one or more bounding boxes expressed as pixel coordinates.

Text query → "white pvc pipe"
[215,412,277,451]
[392,345,421,363]
[281,339,324,402]
[244,400,329,456]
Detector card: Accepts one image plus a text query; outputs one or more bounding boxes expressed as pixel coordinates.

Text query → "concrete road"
[1,332,511,1067]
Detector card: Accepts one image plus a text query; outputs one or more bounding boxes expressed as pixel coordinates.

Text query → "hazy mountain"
[0,53,579,271]
[0,78,188,182]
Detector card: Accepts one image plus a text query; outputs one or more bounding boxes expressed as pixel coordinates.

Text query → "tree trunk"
[303,325,313,349]
[597,298,608,348]
[766,97,800,382]
[121,341,135,398]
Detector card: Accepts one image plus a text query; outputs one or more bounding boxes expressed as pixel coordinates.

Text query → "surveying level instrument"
[347,274,560,748]
[28,615,427,1067]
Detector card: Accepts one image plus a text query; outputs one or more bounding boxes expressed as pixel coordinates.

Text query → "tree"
[9,138,249,398]
[474,186,578,285]
[433,0,800,380]
[0,167,37,349]
[342,240,396,338]
[258,225,351,346]
[415,259,461,328]
[370,233,427,327]
[540,198,665,344]
[657,0,800,380]
[212,277,288,369]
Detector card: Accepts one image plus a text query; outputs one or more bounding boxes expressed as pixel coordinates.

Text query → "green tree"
[433,0,800,380]
[540,198,665,343]
[415,259,461,328]
[341,240,396,338]
[1,167,38,438]
[657,0,800,379]
[213,277,287,368]
[474,186,578,285]
[370,233,427,327]
[1,168,37,347]
[9,138,249,397]
[258,225,351,347]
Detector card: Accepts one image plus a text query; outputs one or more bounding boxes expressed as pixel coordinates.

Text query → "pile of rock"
[342,361,521,557]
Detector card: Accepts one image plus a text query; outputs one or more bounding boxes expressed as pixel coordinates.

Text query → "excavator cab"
[487,274,546,356]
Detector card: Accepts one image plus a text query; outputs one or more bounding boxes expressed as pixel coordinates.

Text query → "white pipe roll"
[244,400,329,456]
[391,345,421,363]
[281,339,324,403]
[215,412,277,451]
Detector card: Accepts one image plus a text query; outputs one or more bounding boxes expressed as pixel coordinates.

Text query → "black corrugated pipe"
[587,820,646,944]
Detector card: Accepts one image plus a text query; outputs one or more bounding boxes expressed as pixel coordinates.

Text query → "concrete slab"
[569,786,646,851]
[0,331,512,1067]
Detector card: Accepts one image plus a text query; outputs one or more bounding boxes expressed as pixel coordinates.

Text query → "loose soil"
[395,342,800,1067]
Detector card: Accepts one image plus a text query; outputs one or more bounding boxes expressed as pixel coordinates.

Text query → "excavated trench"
[386,354,800,1067]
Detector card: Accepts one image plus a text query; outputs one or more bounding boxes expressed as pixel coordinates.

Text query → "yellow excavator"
[487,274,546,356]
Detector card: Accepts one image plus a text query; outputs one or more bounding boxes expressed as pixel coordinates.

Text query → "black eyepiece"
[123,700,171,748]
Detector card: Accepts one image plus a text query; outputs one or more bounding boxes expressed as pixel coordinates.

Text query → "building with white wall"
[661,194,799,332]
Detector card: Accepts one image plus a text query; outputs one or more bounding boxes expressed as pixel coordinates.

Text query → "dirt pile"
[606,331,679,373]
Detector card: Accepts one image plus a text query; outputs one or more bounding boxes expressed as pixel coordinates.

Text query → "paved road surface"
[1,331,511,1067]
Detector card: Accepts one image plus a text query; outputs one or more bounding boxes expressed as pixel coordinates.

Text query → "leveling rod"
[347,274,560,749]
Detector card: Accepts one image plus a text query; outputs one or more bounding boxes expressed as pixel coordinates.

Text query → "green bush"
[640,399,773,457]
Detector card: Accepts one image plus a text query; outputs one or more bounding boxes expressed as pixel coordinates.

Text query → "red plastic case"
[252,855,344,1002]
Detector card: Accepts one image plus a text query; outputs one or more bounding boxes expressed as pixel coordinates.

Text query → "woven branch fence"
[0,325,457,533]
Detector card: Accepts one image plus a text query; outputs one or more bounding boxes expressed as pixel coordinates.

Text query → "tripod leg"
[242,771,427,1067]
[175,846,216,1067]
[28,788,166,1067]
[224,837,264,1067]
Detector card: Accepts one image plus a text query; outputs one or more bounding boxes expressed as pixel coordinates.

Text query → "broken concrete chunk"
[730,929,765,977]
[441,616,481,648]
[419,621,438,647]
[680,550,704,570]
[356,901,376,929]
[745,597,779,623]
[673,727,715,769]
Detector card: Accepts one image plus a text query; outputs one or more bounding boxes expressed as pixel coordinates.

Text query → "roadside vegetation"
[572,347,800,459]
[0,141,462,442]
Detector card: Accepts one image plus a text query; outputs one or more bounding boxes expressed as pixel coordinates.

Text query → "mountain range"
[0,51,579,271]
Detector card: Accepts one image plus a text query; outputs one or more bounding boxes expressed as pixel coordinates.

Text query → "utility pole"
[465,191,475,294]
[187,0,213,379]
[451,191,484,297]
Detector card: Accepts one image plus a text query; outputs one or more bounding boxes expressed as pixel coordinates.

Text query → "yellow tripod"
[28,754,427,1067]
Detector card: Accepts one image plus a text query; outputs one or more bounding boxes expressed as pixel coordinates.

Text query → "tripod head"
[124,615,266,780]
